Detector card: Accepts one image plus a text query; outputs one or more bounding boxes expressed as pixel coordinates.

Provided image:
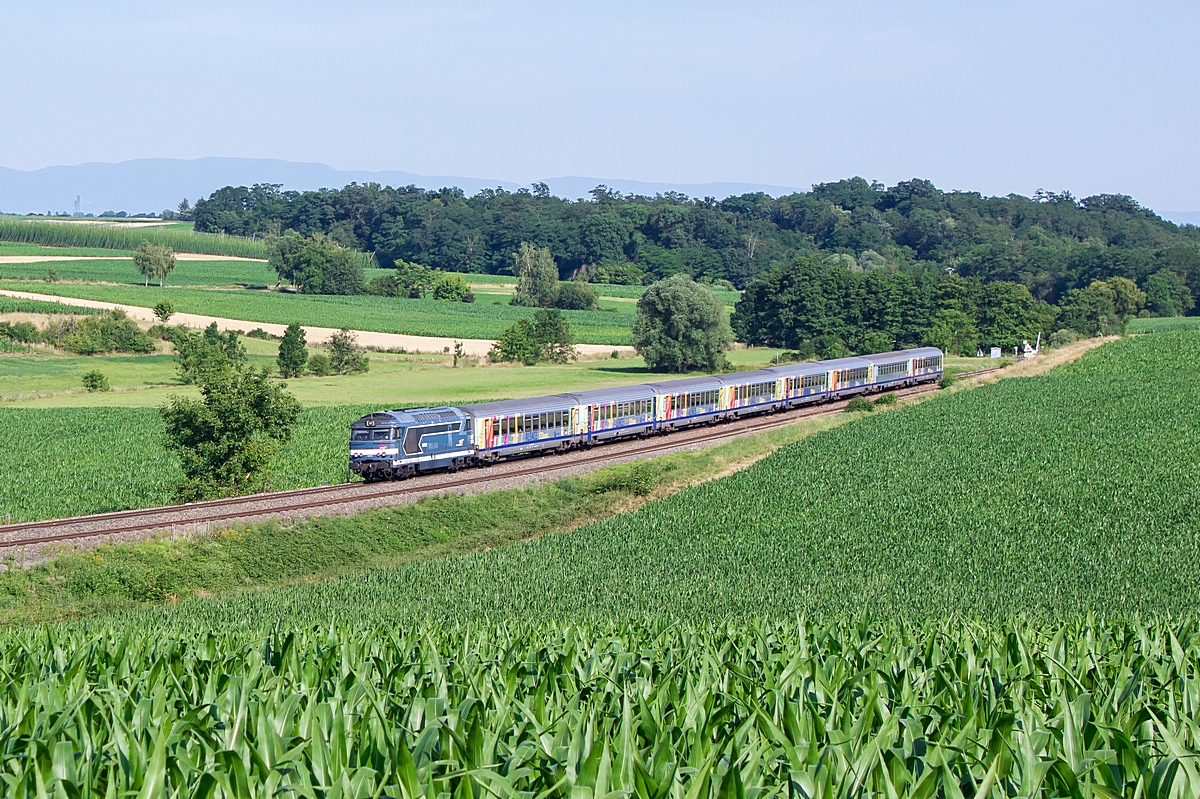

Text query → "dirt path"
[0,289,635,357]
[0,254,266,264]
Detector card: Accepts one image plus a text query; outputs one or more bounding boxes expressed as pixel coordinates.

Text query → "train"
[349,347,943,480]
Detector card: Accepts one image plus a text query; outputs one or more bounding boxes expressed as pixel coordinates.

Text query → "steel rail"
[0,367,999,550]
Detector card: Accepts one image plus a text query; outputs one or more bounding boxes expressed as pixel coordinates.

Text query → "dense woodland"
[194,178,1200,301]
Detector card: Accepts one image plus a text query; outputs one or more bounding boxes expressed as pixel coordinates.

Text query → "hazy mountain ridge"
[0,158,802,216]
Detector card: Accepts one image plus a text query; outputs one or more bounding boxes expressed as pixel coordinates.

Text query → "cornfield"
[0,334,1198,794]
[0,219,270,259]
[0,406,374,523]
[0,220,378,270]
[0,617,1197,797]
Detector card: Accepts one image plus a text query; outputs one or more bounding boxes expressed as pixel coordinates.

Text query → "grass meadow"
[0,281,639,343]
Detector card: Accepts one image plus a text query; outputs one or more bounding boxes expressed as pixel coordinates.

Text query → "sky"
[2,0,1197,211]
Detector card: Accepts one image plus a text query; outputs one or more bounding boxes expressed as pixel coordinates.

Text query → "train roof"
[458,394,578,418]
[765,360,836,378]
[819,356,873,370]
[567,384,659,404]
[645,375,726,394]
[719,369,779,386]
[856,347,943,364]
[350,406,467,428]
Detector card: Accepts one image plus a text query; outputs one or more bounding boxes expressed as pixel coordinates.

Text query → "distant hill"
[0,157,801,216]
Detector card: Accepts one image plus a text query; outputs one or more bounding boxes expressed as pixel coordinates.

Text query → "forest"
[193,177,1200,303]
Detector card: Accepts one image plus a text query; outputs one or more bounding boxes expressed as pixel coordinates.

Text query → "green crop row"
[0,616,1195,798]
[0,283,637,344]
[0,405,376,523]
[0,241,136,257]
[1127,315,1200,333]
[0,219,271,258]
[0,297,102,315]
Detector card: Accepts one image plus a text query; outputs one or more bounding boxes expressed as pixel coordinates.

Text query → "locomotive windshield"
[351,428,395,441]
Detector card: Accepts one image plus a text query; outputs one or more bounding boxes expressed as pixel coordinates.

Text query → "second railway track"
[0,367,998,553]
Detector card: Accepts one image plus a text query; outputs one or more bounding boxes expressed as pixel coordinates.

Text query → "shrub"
[153,299,176,323]
[1049,328,1083,348]
[307,352,333,376]
[939,375,956,389]
[81,370,110,392]
[0,321,40,343]
[873,392,898,407]
[554,281,598,310]
[845,396,874,413]
[58,310,154,355]
[432,273,475,303]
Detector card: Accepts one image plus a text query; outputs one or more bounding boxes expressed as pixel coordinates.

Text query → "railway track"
[0,367,999,553]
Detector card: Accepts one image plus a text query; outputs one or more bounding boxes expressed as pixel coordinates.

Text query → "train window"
[371,429,392,440]
[352,430,371,441]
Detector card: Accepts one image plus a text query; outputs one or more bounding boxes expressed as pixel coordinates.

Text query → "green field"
[1127,315,1200,333]
[0,282,638,344]
[0,347,798,519]
[122,331,1193,623]
[0,257,278,287]
[0,296,101,315]
[0,333,1198,796]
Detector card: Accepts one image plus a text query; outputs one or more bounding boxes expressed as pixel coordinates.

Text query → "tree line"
[731,256,1159,356]
[192,178,1200,305]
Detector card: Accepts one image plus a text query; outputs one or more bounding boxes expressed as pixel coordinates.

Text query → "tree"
[632,275,732,373]
[153,299,176,323]
[133,242,176,287]
[1056,282,1122,337]
[489,310,577,365]
[432,273,475,302]
[533,309,577,363]
[276,323,308,378]
[176,323,246,384]
[924,309,980,356]
[160,366,302,501]
[489,319,541,365]
[270,233,364,295]
[393,261,437,298]
[1144,269,1194,316]
[1106,277,1146,318]
[328,328,369,374]
[554,281,598,310]
[511,243,559,307]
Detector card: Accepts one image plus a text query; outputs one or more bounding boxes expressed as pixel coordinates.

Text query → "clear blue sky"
[3,1,1197,210]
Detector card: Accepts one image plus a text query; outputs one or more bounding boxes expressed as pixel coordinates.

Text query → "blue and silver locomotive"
[349,406,474,480]
[350,347,943,480]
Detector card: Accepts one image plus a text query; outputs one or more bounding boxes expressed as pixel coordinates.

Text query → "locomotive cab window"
[352,430,372,441]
